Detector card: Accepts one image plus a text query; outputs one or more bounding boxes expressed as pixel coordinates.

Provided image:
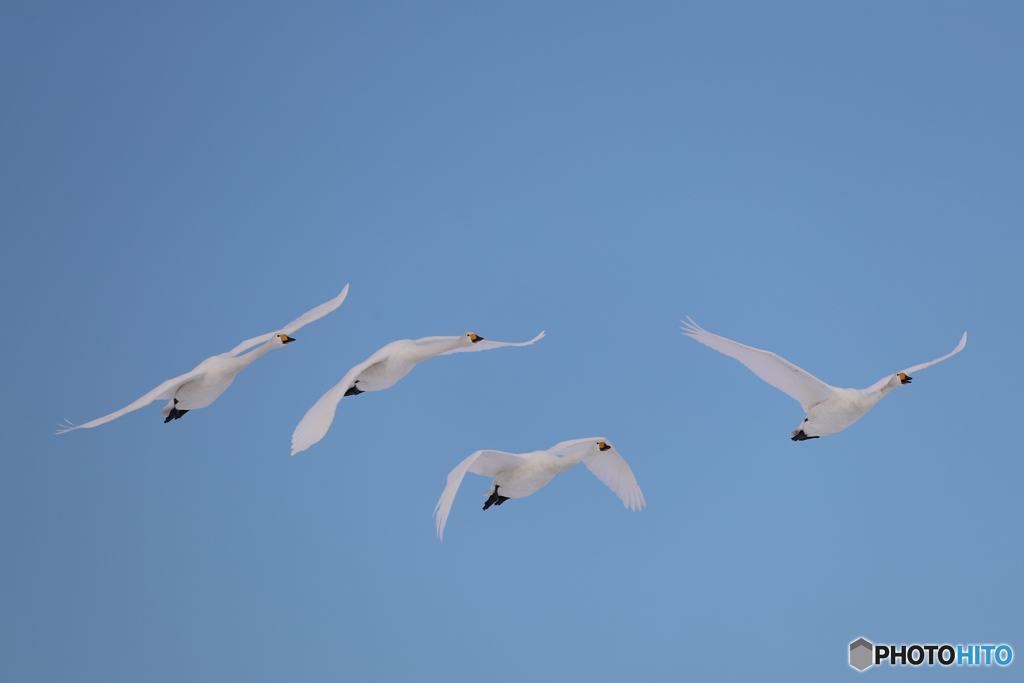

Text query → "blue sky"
[2,2,1022,680]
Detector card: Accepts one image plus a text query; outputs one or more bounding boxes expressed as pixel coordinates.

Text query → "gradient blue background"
[2,2,1021,680]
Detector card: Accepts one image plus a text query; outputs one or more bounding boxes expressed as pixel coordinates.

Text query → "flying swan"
[56,285,350,433]
[681,318,966,440]
[290,330,545,455]
[433,437,645,541]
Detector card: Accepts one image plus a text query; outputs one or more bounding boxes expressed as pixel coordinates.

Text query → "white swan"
[290,331,545,454]
[681,318,967,440]
[57,285,350,433]
[433,437,645,541]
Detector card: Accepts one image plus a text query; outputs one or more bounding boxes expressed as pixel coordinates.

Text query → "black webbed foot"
[164,399,189,423]
[791,429,819,441]
[483,485,510,510]
[344,381,364,397]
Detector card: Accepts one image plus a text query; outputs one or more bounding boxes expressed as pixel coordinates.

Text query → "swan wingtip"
[55,419,80,435]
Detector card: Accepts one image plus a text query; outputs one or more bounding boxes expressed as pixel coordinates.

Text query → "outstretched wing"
[56,367,207,433]
[228,285,349,357]
[682,318,837,412]
[433,449,529,541]
[551,438,645,511]
[290,348,386,455]
[864,332,967,394]
[432,331,545,356]
[902,331,967,375]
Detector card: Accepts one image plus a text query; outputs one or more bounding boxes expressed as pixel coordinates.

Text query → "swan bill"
[598,441,611,451]
[279,335,296,344]
[899,372,912,385]
[468,333,484,343]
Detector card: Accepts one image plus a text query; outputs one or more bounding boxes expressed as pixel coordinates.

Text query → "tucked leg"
[164,399,189,423]
[483,485,510,510]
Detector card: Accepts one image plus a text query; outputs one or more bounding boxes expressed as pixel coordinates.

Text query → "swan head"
[464,332,485,344]
[274,334,296,346]
[898,372,912,385]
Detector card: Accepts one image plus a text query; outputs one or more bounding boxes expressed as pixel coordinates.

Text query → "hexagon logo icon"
[850,638,874,671]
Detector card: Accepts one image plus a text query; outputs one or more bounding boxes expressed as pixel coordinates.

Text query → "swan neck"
[421,338,466,360]
[868,379,900,403]
[557,448,593,470]
[236,339,277,367]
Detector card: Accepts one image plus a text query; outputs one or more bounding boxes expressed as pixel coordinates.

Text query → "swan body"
[56,285,350,432]
[433,437,645,541]
[290,330,545,454]
[681,318,967,440]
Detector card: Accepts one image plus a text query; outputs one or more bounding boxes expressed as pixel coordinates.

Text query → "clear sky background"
[2,2,1022,681]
